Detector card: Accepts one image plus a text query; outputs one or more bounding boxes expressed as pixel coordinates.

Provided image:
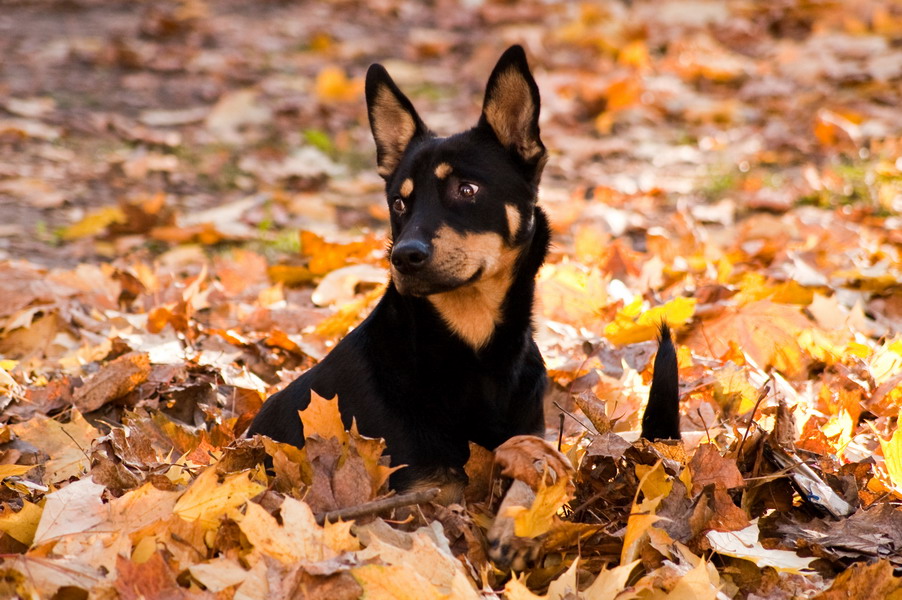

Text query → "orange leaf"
[299,391,348,443]
[684,300,811,377]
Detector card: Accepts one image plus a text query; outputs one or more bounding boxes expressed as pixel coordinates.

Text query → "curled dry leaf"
[73,351,151,413]
[494,435,575,491]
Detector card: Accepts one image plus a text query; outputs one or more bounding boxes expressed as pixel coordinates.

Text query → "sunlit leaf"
[173,468,265,530]
[604,296,696,345]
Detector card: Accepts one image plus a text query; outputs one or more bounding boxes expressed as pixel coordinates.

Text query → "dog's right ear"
[366,65,429,178]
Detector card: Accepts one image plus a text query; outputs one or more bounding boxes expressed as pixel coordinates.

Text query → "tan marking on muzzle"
[428,226,518,349]
[505,204,521,239]
[400,178,414,198]
[434,162,452,179]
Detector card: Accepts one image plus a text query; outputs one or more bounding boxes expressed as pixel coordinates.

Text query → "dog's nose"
[391,239,431,273]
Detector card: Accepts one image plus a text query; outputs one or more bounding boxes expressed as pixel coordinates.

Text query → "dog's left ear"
[478,45,545,168]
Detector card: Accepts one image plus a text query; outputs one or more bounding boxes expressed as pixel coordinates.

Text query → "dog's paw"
[486,480,541,570]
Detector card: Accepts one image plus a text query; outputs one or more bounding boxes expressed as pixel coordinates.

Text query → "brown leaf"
[815,560,902,599]
[494,435,574,492]
[332,449,373,509]
[73,352,151,413]
[585,432,632,460]
[464,442,495,503]
[689,443,745,495]
[573,391,611,434]
[115,552,192,600]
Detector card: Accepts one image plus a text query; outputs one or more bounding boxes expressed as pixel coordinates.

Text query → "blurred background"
[2,0,901,268]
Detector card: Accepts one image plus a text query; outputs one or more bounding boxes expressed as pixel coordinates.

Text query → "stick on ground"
[315,487,440,525]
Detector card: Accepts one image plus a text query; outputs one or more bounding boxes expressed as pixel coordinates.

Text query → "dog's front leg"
[485,435,574,569]
[486,479,538,569]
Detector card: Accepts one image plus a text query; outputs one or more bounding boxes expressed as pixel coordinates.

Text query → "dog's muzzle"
[391,239,432,275]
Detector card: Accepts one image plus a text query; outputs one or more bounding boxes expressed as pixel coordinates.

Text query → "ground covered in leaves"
[1,0,902,598]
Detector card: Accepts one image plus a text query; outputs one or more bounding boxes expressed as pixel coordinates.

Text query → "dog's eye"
[459,182,479,198]
[392,197,407,215]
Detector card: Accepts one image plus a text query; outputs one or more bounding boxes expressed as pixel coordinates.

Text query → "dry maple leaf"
[684,300,812,377]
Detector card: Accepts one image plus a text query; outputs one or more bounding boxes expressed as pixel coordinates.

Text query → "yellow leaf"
[300,391,348,443]
[665,555,722,599]
[60,205,126,240]
[9,411,98,483]
[174,468,265,530]
[503,575,543,600]
[880,421,902,491]
[0,464,35,479]
[356,522,479,598]
[510,477,573,538]
[237,498,336,564]
[537,263,609,327]
[545,559,580,600]
[324,518,359,553]
[584,561,641,600]
[0,500,42,546]
[351,564,446,600]
[636,462,672,501]
[872,337,902,385]
[621,463,668,565]
[822,410,855,459]
[313,286,383,339]
[266,264,316,287]
[605,296,696,345]
[712,364,758,414]
[619,40,651,71]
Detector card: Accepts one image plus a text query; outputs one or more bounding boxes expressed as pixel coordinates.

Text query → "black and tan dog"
[249,46,680,503]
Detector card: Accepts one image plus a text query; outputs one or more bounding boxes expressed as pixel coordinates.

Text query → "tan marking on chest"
[434,162,452,179]
[400,178,414,198]
[429,227,517,349]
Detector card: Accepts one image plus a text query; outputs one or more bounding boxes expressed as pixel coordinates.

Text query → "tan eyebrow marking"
[400,178,414,198]
[434,163,452,179]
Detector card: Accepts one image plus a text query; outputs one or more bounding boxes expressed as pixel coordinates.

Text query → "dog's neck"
[427,206,550,351]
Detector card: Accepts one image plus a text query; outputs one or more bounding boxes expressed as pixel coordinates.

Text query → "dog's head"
[365,45,546,298]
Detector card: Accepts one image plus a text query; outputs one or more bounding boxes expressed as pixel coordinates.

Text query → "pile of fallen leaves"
[2,0,902,598]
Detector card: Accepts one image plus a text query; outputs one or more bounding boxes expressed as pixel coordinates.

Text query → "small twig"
[570,488,608,516]
[698,408,711,444]
[316,487,440,525]
[553,400,596,435]
[557,412,565,452]
[735,382,771,459]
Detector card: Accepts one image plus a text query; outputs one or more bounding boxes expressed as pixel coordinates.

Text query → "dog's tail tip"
[641,321,681,441]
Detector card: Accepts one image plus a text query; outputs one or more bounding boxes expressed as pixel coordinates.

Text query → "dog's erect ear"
[366,64,429,178]
[478,45,545,166]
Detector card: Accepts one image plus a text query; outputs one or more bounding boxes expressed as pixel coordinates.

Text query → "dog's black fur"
[249,46,680,498]
[643,323,681,442]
